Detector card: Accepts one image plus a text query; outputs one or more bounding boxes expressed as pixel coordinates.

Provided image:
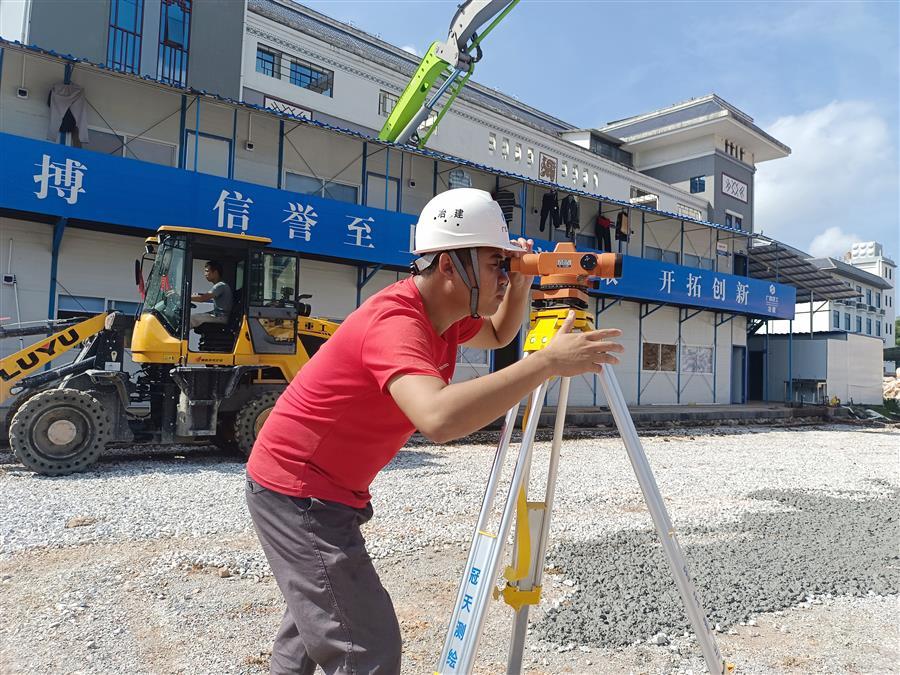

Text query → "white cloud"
[755,100,898,259]
[808,226,861,259]
[400,45,419,57]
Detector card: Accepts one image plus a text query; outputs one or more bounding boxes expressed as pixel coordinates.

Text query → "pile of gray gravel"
[537,485,899,647]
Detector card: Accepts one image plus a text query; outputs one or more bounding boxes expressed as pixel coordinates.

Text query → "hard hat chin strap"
[449,249,482,318]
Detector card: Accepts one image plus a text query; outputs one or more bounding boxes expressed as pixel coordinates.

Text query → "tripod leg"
[437,381,549,674]
[597,366,729,674]
[505,377,571,673]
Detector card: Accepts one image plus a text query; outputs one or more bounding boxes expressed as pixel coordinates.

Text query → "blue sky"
[303,0,899,264]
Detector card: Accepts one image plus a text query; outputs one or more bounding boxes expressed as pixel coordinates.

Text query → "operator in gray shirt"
[190,260,232,329]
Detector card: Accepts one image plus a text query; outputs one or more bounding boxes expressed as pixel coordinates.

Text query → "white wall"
[0,218,53,363]
[826,334,883,404]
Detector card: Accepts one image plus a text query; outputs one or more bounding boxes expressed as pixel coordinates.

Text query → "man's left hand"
[507,237,535,292]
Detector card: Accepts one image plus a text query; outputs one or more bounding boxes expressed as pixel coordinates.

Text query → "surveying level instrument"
[436,243,733,674]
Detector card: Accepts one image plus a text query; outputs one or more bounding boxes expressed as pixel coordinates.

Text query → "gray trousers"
[246,478,402,675]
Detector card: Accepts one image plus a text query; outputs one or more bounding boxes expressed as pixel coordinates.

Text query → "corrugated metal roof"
[809,258,893,290]
[748,244,861,300]
[248,0,575,137]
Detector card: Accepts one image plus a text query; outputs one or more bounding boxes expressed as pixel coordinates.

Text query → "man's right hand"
[540,310,623,377]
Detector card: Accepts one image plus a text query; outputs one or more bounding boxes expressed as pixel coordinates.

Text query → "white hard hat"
[413,188,522,255]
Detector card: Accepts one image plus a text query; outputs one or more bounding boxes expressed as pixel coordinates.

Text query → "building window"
[378,89,437,130]
[630,187,658,210]
[107,0,144,74]
[676,204,703,220]
[157,0,191,86]
[184,130,230,177]
[255,45,333,97]
[866,288,872,305]
[589,135,633,167]
[682,346,713,373]
[88,128,176,166]
[876,322,882,337]
[689,176,706,193]
[856,316,862,333]
[642,342,677,372]
[682,253,714,270]
[844,313,850,331]
[378,90,398,117]
[866,318,872,334]
[876,292,881,308]
[57,294,106,321]
[289,58,333,96]
[256,47,277,77]
[832,310,840,329]
[724,211,743,230]
[644,246,679,265]
[285,172,358,204]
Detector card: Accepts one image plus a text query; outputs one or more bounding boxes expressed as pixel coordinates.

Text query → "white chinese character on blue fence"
[346,216,376,248]
[736,281,749,305]
[469,567,481,586]
[713,278,726,301]
[454,621,467,640]
[34,154,86,205]
[284,202,318,241]
[213,190,253,231]
[659,270,674,294]
[686,273,702,298]
[461,594,473,612]
[604,277,619,286]
[446,649,458,670]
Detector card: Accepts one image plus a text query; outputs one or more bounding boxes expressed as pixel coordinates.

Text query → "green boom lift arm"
[378,0,520,148]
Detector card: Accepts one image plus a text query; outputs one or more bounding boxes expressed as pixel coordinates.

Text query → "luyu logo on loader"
[0,328,81,381]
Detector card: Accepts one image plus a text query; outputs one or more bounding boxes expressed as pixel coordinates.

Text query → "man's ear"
[437,252,456,279]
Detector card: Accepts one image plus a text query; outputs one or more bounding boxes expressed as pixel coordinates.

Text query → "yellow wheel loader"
[2,226,337,475]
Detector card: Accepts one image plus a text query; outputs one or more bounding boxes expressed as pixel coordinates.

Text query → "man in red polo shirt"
[246,188,623,674]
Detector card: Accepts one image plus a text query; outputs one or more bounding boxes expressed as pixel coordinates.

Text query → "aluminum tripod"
[436,306,732,674]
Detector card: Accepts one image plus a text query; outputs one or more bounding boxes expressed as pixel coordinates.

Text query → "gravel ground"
[0,424,898,674]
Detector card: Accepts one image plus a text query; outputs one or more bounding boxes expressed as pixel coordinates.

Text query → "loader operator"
[189,260,232,330]
[245,188,624,674]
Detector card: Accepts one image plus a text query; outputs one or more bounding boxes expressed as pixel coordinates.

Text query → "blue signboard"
[527,237,795,318]
[0,132,795,318]
[0,132,416,267]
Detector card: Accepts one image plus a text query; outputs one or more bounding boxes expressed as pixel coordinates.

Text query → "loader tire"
[1,390,40,448]
[9,389,111,476]
[233,391,280,457]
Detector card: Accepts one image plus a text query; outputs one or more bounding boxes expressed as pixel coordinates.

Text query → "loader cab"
[133,226,304,362]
